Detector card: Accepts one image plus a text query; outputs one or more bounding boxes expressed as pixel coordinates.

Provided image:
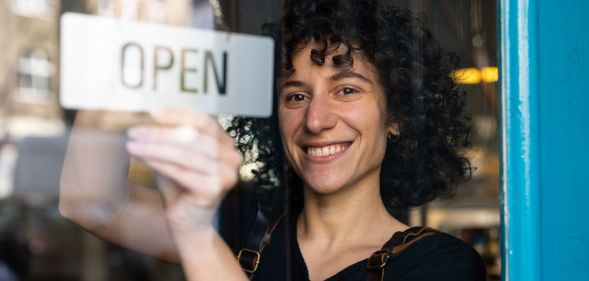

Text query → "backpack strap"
[237,202,287,279]
[366,227,438,281]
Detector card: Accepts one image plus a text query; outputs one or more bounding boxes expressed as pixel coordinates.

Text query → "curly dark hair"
[227,0,471,210]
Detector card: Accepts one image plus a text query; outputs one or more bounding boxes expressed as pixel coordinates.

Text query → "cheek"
[343,103,389,149]
[344,102,389,131]
[278,109,301,148]
[278,110,305,171]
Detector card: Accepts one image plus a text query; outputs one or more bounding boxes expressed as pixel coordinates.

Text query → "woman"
[60,0,485,280]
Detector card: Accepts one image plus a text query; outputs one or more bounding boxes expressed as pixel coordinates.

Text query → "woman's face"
[278,41,394,195]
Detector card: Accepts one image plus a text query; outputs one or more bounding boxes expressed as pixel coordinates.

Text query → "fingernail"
[149,107,167,119]
[170,126,198,142]
[126,141,138,153]
[127,128,141,139]
[126,141,144,154]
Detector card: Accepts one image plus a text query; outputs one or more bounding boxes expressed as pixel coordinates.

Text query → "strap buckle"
[366,249,390,270]
[237,248,261,273]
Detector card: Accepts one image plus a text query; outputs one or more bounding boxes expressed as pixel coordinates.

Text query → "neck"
[297,172,402,246]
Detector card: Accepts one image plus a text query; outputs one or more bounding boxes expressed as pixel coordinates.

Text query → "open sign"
[60,13,274,117]
[119,43,227,94]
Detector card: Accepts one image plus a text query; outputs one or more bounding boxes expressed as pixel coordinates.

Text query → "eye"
[283,92,310,108]
[340,87,359,95]
[334,86,364,102]
[288,93,308,102]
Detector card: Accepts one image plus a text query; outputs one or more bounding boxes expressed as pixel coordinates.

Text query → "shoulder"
[386,227,487,281]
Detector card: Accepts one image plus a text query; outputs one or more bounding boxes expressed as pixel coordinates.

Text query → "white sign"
[60,13,274,117]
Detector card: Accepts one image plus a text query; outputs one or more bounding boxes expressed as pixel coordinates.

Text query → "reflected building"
[0,1,502,280]
[0,0,210,198]
[0,0,201,140]
[0,0,62,140]
[0,1,211,280]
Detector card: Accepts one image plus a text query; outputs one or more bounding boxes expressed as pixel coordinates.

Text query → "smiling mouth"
[305,142,352,157]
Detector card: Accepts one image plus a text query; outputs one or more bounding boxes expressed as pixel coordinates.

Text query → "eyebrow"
[280,80,308,91]
[329,71,373,85]
[279,70,373,91]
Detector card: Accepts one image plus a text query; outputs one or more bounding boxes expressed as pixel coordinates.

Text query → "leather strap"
[237,202,286,279]
[366,227,438,281]
[239,209,437,281]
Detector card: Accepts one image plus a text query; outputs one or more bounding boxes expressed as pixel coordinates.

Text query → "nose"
[304,95,337,135]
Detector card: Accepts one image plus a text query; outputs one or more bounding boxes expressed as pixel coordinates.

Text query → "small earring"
[388,132,394,141]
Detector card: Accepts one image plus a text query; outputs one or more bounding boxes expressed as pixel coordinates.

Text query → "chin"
[303,177,347,195]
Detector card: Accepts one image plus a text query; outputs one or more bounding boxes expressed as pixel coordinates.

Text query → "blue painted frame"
[500,0,589,280]
[500,0,540,280]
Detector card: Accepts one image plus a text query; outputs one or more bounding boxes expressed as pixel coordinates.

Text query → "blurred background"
[0,0,499,280]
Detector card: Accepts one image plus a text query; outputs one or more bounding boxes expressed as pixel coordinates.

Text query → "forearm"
[59,111,181,262]
[59,129,133,227]
[60,131,180,261]
[61,155,181,262]
[174,227,248,281]
[85,184,181,263]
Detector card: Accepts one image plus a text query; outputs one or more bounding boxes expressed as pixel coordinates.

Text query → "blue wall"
[500,0,589,280]
[538,1,589,279]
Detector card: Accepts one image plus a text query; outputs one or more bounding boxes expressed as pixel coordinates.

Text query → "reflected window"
[16,48,53,104]
[97,0,194,25]
[97,0,139,18]
[96,0,115,17]
[9,0,54,19]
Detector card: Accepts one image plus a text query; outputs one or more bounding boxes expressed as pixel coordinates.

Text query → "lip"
[300,141,354,163]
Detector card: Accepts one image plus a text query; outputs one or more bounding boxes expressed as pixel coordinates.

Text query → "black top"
[247,215,487,281]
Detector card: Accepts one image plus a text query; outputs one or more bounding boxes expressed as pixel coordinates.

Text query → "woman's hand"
[126,108,243,236]
[126,108,249,281]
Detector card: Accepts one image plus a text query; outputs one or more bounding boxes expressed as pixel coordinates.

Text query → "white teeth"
[307,144,347,157]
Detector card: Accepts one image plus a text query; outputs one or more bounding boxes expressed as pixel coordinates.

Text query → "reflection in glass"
[0,0,500,280]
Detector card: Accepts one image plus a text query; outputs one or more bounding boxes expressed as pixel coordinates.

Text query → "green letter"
[153,46,174,91]
[180,48,198,93]
[121,42,144,89]
[203,50,227,95]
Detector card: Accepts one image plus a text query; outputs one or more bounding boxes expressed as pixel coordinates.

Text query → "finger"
[127,141,217,174]
[142,159,238,207]
[154,174,185,205]
[149,108,226,139]
[128,125,233,149]
[128,127,224,159]
[143,157,240,195]
[127,139,243,173]
[128,124,234,147]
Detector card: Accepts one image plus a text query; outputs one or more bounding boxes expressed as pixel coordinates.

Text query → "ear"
[388,122,400,136]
